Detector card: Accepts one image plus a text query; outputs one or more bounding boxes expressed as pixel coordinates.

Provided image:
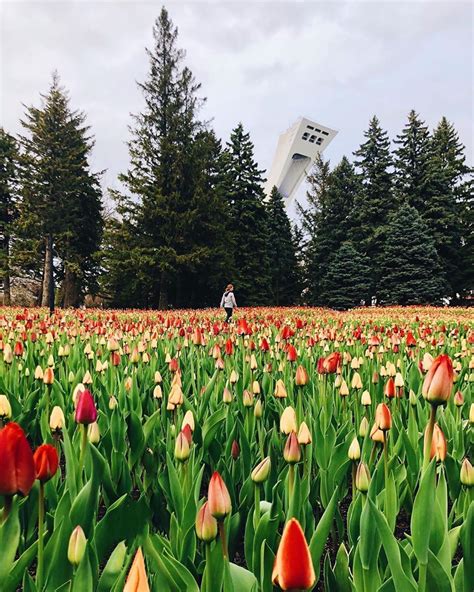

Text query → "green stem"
[352,462,356,500]
[288,464,295,506]
[296,386,303,425]
[205,544,212,592]
[422,405,437,474]
[37,482,45,591]
[383,432,389,490]
[418,561,427,592]
[78,424,88,482]
[218,520,228,561]
[2,495,12,523]
[254,484,261,528]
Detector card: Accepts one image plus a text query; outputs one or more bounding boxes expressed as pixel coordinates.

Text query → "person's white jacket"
[220,291,237,308]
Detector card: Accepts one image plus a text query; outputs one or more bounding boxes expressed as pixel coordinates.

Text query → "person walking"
[220,284,237,323]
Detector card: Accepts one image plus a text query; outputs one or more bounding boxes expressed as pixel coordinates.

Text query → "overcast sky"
[1,0,472,216]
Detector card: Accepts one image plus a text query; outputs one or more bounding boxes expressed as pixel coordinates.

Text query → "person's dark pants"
[224,307,233,323]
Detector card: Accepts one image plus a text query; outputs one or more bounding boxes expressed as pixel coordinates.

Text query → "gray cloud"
[1,0,472,216]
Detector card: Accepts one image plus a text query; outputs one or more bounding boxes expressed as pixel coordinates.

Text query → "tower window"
[301,132,309,140]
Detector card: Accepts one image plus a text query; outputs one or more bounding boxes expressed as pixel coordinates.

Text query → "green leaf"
[460,501,474,592]
[0,500,21,588]
[411,459,436,566]
[426,549,454,592]
[229,563,258,592]
[367,498,417,592]
[309,487,338,583]
[97,541,127,592]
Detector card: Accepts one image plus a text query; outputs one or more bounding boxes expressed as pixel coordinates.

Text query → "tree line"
[1,7,472,309]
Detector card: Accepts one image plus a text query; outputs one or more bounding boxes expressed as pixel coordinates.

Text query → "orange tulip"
[272,518,315,590]
[422,354,453,405]
[295,365,309,386]
[375,403,391,431]
[428,424,447,462]
[124,547,150,592]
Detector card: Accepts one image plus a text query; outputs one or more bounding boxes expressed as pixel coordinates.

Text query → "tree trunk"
[41,235,54,310]
[62,267,79,307]
[158,270,169,309]
[3,234,11,305]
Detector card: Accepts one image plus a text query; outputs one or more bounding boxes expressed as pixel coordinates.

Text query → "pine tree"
[222,122,271,305]
[112,7,229,309]
[351,116,394,297]
[393,110,432,211]
[379,204,446,304]
[299,155,360,305]
[265,186,300,305]
[0,129,18,305]
[427,117,472,297]
[16,73,103,307]
[319,242,371,309]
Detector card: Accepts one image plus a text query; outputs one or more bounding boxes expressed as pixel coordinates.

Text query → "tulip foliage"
[0,305,473,591]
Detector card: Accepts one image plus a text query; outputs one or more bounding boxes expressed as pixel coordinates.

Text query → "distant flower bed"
[0,306,473,591]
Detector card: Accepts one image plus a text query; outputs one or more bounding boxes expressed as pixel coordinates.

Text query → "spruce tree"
[351,116,394,297]
[222,122,271,305]
[299,155,360,305]
[17,73,103,306]
[0,129,18,305]
[113,7,229,308]
[427,117,472,297]
[319,242,371,309]
[393,110,432,211]
[265,186,300,305]
[379,204,446,304]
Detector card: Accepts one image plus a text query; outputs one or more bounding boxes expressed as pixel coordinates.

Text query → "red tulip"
[272,518,315,590]
[0,422,35,496]
[316,357,326,374]
[323,352,341,374]
[422,354,453,405]
[75,389,98,425]
[406,331,417,347]
[208,471,232,518]
[384,377,396,399]
[34,443,59,483]
[286,345,297,362]
[283,431,301,464]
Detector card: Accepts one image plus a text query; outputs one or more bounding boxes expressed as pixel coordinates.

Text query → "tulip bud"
[359,416,369,437]
[297,421,312,445]
[409,389,417,406]
[254,399,263,418]
[43,367,54,385]
[175,431,190,462]
[295,365,309,386]
[34,443,59,483]
[182,410,195,432]
[208,471,232,518]
[68,526,87,566]
[75,390,98,425]
[123,547,149,592]
[348,437,361,461]
[460,458,474,487]
[243,389,254,407]
[375,403,391,431]
[222,387,232,404]
[470,403,474,425]
[35,365,44,380]
[283,432,301,464]
[231,439,240,460]
[82,370,93,385]
[351,372,363,390]
[453,391,464,407]
[370,422,384,443]
[251,457,271,483]
[229,370,238,384]
[339,380,349,397]
[422,354,453,406]
[0,394,12,418]
[274,379,288,398]
[50,406,65,431]
[108,395,118,410]
[428,423,447,462]
[355,462,371,493]
[195,501,218,542]
[361,390,371,406]
[280,406,297,434]
[87,421,101,444]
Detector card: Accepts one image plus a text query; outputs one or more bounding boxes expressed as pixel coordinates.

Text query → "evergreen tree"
[393,110,432,211]
[265,186,300,305]
[299,155,360,305]
[351,116,394,297]
[222,123,271,306]
[0,128,18,305]
[427,117,472,297]
[379,204,446,304]
[319,242,371,309]
[16,73,103,306]
[112,7,229,308]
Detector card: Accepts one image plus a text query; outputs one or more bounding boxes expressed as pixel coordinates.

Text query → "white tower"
[264,117,337,206]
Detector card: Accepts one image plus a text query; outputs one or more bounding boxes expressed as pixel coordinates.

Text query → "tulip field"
[0,306,473,592]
